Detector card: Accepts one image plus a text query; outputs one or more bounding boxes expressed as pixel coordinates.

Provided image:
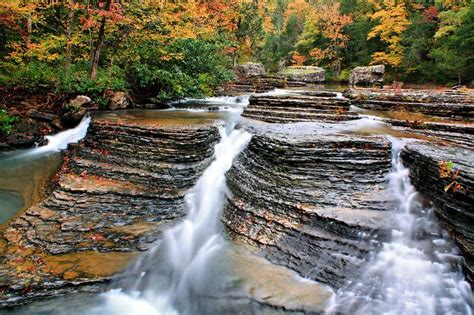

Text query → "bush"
[338,69,351,82]
[0,39,232,102]
[0,109,18,135]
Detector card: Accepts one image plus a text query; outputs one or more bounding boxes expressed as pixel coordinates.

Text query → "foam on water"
[328,137,473,315]
[170,95,250,107]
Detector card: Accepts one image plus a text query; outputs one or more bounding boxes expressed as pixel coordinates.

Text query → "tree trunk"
[65,1,75,71]
[232,50,238,69]
[89,0,112,81]
[26,13,32,47]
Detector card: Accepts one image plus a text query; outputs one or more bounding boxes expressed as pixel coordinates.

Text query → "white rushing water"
[329,137,473,315]
[14,115,91,159]
[93,98,251,315]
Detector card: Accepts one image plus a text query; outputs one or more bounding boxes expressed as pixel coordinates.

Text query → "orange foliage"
[291,52,306,65]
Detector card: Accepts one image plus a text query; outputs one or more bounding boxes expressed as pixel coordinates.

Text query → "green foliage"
[125,38,234,101]
[0,110,18,136]
[432,2,474,84]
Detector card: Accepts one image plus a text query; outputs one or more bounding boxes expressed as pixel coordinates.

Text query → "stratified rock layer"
[243,92,357,123]
[401,143,474,285]
[224,123,393,287]
[0,117,220,306]
[347,88,474,147]
[278,66,326,86]
[346,89,474,120]
[349,65,384,87]
[217,63,286,95]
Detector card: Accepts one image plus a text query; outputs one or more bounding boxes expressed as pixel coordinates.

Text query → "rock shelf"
[0,118,221,306]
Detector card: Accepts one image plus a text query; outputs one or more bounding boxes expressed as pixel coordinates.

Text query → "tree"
[367,0,411,68]
[89,0,112,80]
[295,1,352,74]
[432,0,473,83]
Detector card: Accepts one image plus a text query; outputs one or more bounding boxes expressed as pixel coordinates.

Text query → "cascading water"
[93,98,251,315]
[329,137,473,315]
[14,115,91,159]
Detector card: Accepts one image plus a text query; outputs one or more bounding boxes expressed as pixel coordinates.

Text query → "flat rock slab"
[228,245,333,313]
[346,88,474,120]
[244,93,356,123]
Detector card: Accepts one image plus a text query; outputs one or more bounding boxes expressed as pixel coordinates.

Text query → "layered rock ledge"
[223,123,393,287]
[0,116,221,307]
[243,92,357,123]
[217,63,287,95]
[347,88,474,147]
[278,66,325,87]
[401,142,474,285]
[346,88,474,120]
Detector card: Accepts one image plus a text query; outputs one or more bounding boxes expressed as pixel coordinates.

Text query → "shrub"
[0,109,18,136]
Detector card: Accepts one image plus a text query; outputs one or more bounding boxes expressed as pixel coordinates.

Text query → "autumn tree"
[367,0,410,68]
[295,1,352,74]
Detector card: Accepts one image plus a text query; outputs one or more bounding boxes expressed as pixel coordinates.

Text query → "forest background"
[0,0,473,103]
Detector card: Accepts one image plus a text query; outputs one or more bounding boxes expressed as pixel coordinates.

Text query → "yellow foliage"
[367,0,410,67]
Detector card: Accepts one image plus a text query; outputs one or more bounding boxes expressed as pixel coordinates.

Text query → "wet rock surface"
[224,122,393,287]
[243,92,356,123]
[0,117,221,307]
[347,88,474,148]
[227,86,473,293]
[346,88,474,120]
[401,142,474,285]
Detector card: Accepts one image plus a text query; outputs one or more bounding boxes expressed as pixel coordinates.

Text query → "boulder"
[349,65,384,87]
[61,108,86,128]
[235,63,266,78]
[68,95,91,108]
[106,91,130,110]
[278,66,325,84]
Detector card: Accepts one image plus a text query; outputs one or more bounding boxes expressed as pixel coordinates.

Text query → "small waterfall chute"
[329,137,473,315]
[13,115,91,159]
[95,96,252,315]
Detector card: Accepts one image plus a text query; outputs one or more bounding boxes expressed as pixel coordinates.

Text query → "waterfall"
[14,115,91,159]
[95,103,251,315]
[329,137,473,315]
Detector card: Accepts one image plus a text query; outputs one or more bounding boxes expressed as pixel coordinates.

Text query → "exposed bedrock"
[243,93,357,123]
[223,123,393,288]
[349,65,385,87]
[217,76,287,95]
[216,63,287,95]
[346,88,474,148]
[0,118,220,306]
[278,66,326,86]
[401,143,474,285]
[385,119,474,148]
[345,88,474,120]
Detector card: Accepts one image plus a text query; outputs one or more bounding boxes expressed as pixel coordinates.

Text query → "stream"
[1,88,472,314]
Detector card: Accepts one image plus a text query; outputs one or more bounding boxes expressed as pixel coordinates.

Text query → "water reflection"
[0,151,62,225]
